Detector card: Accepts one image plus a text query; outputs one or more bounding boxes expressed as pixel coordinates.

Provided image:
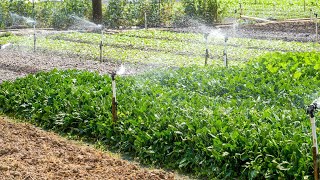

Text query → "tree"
[92,0,102,24]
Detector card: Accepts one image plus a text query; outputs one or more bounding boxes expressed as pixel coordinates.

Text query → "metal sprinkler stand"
[239,3,243,18]
[111,72,118,122]
[223,36,228,68]
[315,13,318,43]
[99,25,104,62]
[32,0,36,52]
[307,102,319,180]
[33,23,36,52]
[204,33,209,66]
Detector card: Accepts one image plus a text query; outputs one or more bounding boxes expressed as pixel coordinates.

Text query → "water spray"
[98,24,104,62]
[307,99,320,180]
[111,72,118,122]
[223,36,228,67]
[204,33,209,66]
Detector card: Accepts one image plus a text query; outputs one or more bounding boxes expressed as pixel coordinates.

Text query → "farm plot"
[2,29,320,67]
[0,52,319,179]
[226,0,320,20]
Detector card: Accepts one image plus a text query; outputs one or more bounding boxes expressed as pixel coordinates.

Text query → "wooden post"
[308,103,319,180]
[313,147,319,180]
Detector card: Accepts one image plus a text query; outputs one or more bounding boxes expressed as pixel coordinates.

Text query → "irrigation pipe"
[32,0,36,52]
[111,72,118,122]
[307,101,319,179]
[99,25,104,62]
[223,36,228,68]
[204,33,209,66]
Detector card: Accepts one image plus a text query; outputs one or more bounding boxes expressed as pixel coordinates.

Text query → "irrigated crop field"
[1,0,320,178]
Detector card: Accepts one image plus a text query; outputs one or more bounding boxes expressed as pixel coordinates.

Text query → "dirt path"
[0,116,174,180]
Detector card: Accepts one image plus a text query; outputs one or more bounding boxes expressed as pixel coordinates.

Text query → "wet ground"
[0,48,159,83]
[0,116,174,180]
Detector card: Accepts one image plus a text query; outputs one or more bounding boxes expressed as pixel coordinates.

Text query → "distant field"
[2,29,320,67]
[224,0,320,20]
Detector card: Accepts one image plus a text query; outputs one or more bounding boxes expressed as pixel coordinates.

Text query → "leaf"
[293,71,302,79]
[314,63,320,70]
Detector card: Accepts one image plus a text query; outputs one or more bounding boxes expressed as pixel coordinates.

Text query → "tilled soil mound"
[0,116,174,180]
[242,19,318,34]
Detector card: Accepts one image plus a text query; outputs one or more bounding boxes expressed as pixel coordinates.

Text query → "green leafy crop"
[0,52,320,179]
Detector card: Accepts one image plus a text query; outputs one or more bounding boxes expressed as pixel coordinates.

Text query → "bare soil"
[0,116,174,180]
[0,48,157,83]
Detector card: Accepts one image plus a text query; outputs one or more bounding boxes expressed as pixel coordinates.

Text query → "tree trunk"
[92,0,102,24]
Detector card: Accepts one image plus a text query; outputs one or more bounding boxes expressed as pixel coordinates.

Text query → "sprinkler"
[111,72,118,122]
[204,33,209,66]
[239,3,243,18]
[33,22,36,52]
[145,11,148,29]
[32,0,36,52]
[223,36,228,67]
[315,13,318,43]
[98,24,104,62]
[307,100,319,180]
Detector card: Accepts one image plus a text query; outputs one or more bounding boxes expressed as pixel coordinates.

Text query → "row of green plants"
[0,52,319,179]
[0,34,245,66]
[4,29,318,65]
[49,31,320,53]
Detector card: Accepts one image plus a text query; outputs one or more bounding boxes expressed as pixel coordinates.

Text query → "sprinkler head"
[225,36,229,42]
[307,102,318,118]
[111,72,116,80]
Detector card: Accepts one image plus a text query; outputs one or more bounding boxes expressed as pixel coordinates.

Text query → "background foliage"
[0,0,225,29]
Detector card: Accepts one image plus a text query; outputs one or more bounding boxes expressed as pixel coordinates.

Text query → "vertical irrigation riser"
[315,13,318,43]
[204,33,209,66]
[223,36,228,68]
[32,0,36,52]
[144,11,148,29]
[307,102,319,180]
[239,3,243,18]
[111,72,118,122]
[99,25,104,62]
